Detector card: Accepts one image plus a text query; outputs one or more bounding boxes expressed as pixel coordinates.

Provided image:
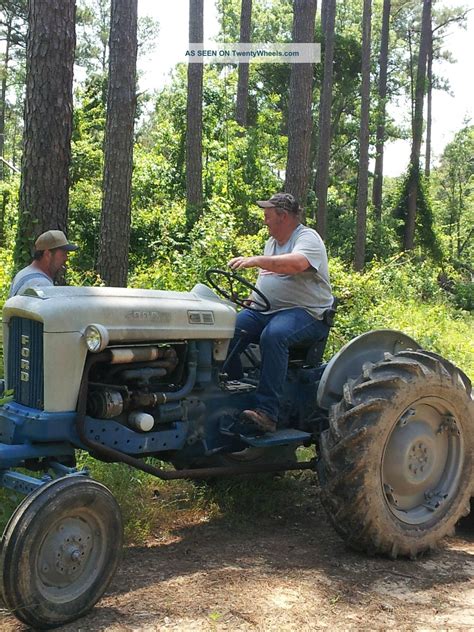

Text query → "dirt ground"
[1,479,473,632]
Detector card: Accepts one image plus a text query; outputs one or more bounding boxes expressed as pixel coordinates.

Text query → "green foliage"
[391,164,443,261]
[0,488,20,534]
[71,75,107,186]
[431,124,474,267]
[327,255,474,379]
[0,245,14,304]
[68,180,102,272]
[75,0,110,74]
[129,201,265,291]
[76,453,164,544]
[452,280,474,312]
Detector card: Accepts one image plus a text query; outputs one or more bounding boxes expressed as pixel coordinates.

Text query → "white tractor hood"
[3,283,237,343]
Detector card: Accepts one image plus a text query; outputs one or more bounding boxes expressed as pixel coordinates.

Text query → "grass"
[0,453,315,544]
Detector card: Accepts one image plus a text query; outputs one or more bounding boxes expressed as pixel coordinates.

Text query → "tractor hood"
[2,283,237,342]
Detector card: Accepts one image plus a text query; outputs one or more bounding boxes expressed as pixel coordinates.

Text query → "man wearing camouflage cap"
[226,193,333,433]
[8,230,78,298]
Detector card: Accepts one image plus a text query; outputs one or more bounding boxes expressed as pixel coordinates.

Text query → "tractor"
[0,268,472,628]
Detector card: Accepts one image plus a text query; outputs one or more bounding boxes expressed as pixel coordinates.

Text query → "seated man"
[9,230,78,298]
[226,193,333,433]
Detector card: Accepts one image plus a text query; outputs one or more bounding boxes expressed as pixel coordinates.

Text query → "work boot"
[240,409,277,433]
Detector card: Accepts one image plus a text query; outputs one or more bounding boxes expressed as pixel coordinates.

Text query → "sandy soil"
[1,481,473,631]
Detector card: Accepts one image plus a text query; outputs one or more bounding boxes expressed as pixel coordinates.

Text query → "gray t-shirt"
[8,264,53,298]
[252,224,333,319]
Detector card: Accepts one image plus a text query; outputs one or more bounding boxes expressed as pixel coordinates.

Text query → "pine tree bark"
[97,0,137,287]
[372,0,390,222]
[285,0,317,208]
[354,0,372,271]
[16,0,75,268]
[186,0,204,231]
[404,0,431,251]
[236,0,252,128]
[314,0,336,239]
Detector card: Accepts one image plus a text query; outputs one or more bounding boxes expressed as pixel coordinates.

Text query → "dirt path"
[1,485,473,631]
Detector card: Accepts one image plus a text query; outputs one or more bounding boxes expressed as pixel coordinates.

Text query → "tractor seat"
[288,299,338,367]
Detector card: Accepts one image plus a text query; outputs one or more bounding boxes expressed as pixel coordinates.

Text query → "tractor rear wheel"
[318,350,474,558]
[0,476,122,628]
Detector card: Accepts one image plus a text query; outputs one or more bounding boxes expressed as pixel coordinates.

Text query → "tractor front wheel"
[318,350,474,558]
[0,476,122,628]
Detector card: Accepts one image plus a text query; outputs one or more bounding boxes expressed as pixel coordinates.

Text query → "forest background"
[0,0,472,368]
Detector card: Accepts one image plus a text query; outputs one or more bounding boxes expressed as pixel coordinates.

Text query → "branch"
[432,8,472,35]
[458,226,474,256]
[0,156,20,173]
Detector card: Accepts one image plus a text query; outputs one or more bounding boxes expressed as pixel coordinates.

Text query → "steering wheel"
[206,268,271,312]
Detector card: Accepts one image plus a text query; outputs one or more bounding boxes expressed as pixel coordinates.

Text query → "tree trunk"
[353,0,372,271]
[97,0,138,287]
[0,18,12,246]
[404,0,431,251]
[314,0,336,239]
[16,0,76,269]
[236,0,252,128]
[186,0,204,231]
[0,19,12,183]
[425,20,432,178]
[285,0,317,208]
[372,0,390,222]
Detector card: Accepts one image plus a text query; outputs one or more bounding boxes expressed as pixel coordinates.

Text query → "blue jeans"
[225,308,329,420]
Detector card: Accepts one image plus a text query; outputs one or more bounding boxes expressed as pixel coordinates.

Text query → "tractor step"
[221,425,311,448]
[242,428,312,447]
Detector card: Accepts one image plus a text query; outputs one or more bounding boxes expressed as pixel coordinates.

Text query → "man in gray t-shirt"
[8,230,78,298]
[225,193,333,433]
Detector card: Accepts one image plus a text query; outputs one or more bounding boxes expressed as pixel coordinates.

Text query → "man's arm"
[228,253,310,274]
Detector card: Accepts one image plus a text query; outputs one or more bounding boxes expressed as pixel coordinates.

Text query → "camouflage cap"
[256,193,302,213]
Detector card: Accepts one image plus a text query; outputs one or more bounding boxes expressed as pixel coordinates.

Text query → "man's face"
[263,207,287,239]
[47,248,69,279]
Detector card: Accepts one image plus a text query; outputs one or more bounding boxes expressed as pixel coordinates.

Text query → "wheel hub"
[382,398,464,525]
[38,516,95,590]
[408,441,431,480]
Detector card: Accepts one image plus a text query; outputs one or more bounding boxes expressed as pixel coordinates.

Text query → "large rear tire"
[0,476,123,628]
[318,350,474,558]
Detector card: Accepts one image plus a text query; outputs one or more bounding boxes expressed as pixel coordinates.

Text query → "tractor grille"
[7,317,44,409]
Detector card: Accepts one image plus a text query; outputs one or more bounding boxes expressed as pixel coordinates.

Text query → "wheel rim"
[35,507,108,603]
[382,396,464,525]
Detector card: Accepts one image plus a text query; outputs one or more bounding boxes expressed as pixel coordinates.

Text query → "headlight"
[84,324,109,353]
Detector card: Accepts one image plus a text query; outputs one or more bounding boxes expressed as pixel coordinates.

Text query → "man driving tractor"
[225,192,333,433]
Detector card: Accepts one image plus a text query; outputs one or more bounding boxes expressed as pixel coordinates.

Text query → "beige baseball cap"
[34,230,78,252]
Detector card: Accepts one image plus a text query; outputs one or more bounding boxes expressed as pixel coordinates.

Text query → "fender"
[316,329,421,410]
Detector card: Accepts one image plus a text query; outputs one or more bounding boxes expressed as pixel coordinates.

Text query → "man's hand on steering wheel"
[228,256,259,270]
[205,268,271,312]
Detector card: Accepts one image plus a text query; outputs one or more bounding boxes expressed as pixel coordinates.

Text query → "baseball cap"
[256,193,302,213]
[34,230,78,252]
